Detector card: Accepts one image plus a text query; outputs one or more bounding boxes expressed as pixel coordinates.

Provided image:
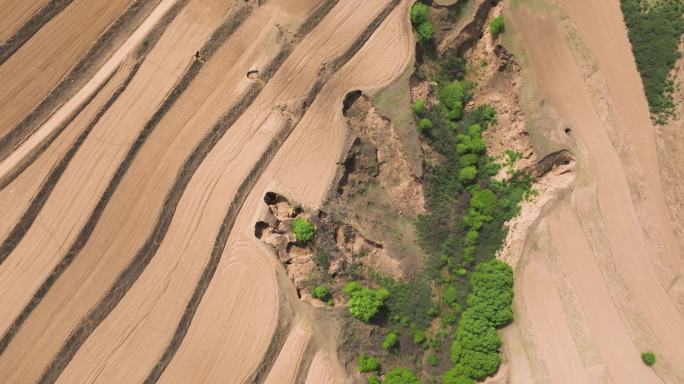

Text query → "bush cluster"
[292,217,315,242]
[383,368,421,384]
[345,282,390,322]
[311,285,330,301]
[358,353,381,372]
[383,331,399,350]
[620,0,684,118]
[411,2,435,43]
[444,260,513,381]
[489,16,505,37]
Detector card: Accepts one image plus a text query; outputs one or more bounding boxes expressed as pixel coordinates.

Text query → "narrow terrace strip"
[26,4,262,382]
[0,0,75,66]
[146,0,401,381]
[37,0,341,380]
[0,60,142,356]
[0,0,160,160]
[0,0,191,266]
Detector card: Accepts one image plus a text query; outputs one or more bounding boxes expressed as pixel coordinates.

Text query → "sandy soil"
[0,59,134,243]
[0,0,50,42]
[0,0,180,181]
[0,0,235,381]
[305,351,345,384]
[53,2,395,383]
[506,1,684,382]
[263,323,312,384]
[0,0,137,142]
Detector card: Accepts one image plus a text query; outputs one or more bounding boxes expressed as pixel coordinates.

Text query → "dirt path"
[0,0,137,145]
[0,0,179,182]
[0,1,327,382]
[0,1,236,381]
[508,3,684,382]
[53,2,393,383]
[0,0,51,42]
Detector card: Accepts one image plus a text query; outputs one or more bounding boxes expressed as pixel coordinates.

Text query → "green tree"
[367,375,381,384]
[311,285,330,301]
[412,99,427,115]
[442,370,475,384]
[427,352,439,366]
[383,331,399,350]
[458,166,478,185]
[292,217,314,242]
[410,2,429,25]
[418,118,433,133]
[416,22,436,43]
[383,368,421,384]
[346,284,390,322]
[489,16,505,37]
[641,351,656,366]
[358,353,380,372]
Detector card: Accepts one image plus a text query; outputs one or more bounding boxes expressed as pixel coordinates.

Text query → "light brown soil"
[0,0,179,181]
[0,0,237,381]
[0,0,137,142]
[0,0,51,42]
[504,0,684,382]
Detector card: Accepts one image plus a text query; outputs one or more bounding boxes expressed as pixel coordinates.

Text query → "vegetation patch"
[641,351,657,366]
[620,0,684,121]
[292,217,315,242]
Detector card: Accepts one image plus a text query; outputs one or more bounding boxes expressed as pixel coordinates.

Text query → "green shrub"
[292,217,314,242]
[411,2,429,25]
[367,375,381,384]
[346,283,390,322]
[314,249,330,272]
[427,352,439,366]
[412,99,427,115]
[383,331,399,350]
[443,286,458,305]
[358,353,380,372]
[641,351,656,366]
[442,370,476,384]
[620,0,684,116]
[416,21,436,42]
[413,329,427,345]
[438,81,468,108]
[383,368,420,384]
[458,166,478,184]
[311,285,330,301]
[418,118,433,133]
[489,16,505,37]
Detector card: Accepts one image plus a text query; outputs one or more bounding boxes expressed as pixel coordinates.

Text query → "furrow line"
[0,60,143,356]
[0,0,161,160]
[29,3,266,382]
[0,0,192,264]
[145,0,401,381]
[0,0,74,66]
